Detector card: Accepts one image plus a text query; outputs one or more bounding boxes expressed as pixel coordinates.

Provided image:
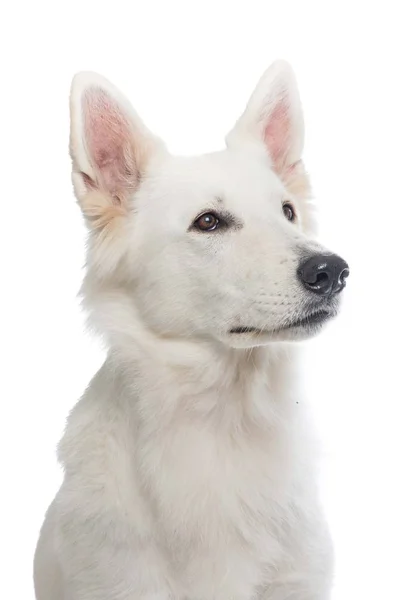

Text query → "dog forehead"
[149,149,284,211]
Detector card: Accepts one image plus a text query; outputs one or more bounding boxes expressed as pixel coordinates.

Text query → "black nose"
[297,254,349,296]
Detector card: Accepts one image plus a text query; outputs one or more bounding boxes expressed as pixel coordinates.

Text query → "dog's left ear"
[226,60,304,176]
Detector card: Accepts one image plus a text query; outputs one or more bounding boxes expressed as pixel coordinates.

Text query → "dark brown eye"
[193,212,220,232]
[283,202,296,222]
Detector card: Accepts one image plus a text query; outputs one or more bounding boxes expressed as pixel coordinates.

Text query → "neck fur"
[86,286,301,431]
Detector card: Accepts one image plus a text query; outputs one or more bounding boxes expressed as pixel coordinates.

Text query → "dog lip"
[229,326,263,335]
[229,308,335,335]
[282,308,334,329]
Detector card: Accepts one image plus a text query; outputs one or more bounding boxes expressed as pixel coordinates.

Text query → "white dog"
[34,60,349,600]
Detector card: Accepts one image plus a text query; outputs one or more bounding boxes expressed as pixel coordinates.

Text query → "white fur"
[34,61,343,600]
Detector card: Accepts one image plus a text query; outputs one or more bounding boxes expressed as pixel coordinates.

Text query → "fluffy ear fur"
[226,60,304,175]
[70,72,162,231]
[227,60,314,233]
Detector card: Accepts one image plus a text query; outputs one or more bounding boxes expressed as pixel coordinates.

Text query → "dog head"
[70,61,349,350]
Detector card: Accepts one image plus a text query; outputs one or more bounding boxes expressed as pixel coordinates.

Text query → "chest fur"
[134,405,301,597]
[137,388,300,544]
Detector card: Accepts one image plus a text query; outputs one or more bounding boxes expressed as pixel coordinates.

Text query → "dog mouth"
[229,308,336,336]
[282,308,335,330]
[229,326,262,335]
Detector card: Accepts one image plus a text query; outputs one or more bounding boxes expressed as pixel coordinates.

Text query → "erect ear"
[226,60,304,176]
[70,72,163,230]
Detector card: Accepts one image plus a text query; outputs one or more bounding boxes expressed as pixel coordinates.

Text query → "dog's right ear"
[70,72,163,231]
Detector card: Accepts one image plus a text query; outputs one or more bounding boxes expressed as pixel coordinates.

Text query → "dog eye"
[193,212,221,232]
[282,202,296,222]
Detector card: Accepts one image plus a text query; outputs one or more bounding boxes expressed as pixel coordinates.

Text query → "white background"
[1,1,399,598]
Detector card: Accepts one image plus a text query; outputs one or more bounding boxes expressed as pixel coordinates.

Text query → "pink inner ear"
[83,88,136,197]
[263,99,291,170]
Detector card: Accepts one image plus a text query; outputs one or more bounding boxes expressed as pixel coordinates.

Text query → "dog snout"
[297,254,349,296]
